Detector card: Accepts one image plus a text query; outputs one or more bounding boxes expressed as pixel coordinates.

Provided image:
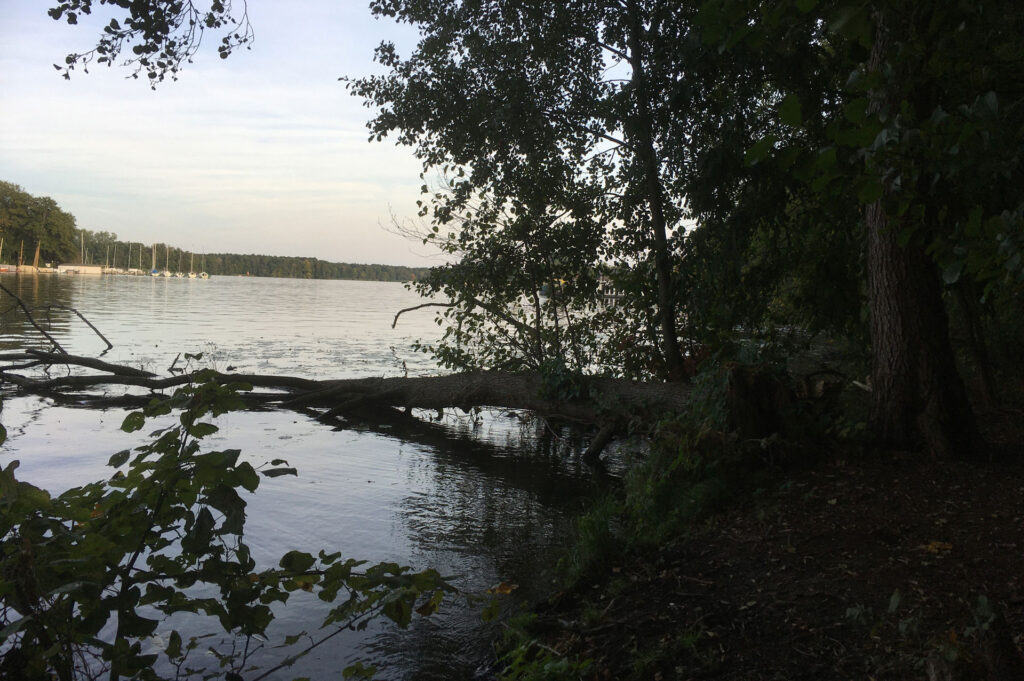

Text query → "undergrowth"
[497,351,848,680]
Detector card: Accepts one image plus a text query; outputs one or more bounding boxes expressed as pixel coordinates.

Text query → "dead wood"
[0,350,156,377]
[34,304,114,352]
[0,283,68,354]
[0,352,695,461]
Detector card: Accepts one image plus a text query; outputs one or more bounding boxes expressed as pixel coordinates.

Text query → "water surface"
[0,274,600,679]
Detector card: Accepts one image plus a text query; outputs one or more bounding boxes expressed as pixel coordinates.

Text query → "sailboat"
[188,252,197,278]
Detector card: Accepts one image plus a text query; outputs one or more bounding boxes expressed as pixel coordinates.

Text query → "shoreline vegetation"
[0,181,428,283]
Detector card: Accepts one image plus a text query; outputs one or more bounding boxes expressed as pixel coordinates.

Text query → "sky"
[0,1,440,267]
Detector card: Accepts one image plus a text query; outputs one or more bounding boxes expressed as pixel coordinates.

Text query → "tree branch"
[392,302,454,328]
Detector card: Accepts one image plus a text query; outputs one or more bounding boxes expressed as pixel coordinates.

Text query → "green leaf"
[187,422,219,438]
[279,550,316,574]
[481,597,501,622]
[282,631,307,646]
[382,596,413,627]
[120,611,160,637]
[843,97,869,125]
[779,94,802,127]
[165,630,183,659]
[744,135,776,166]
[942,261,963,285]
[108,450,131,468]
[261,467,298,478]
[856,177,883,204]
[0,615,31,641]
[342,662,378,679]
[888,589,902,614]
[235,461,260,492]
[121,411,146,433]
[980,91,998,116]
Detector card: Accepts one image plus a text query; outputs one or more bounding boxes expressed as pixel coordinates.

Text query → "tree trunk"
[624,0,686,380]
[866,204,980,457]
[865,13,981,458]
[0,353,694,426]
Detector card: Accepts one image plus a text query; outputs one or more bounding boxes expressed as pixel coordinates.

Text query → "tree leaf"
[744,136,776,165]
[279,550,316,574]
[942,261,963,285]
[261,467,298,478]
[165,630,183,659]
[779,94,802,127]
[121,411,146,433]
[108,450,131,468]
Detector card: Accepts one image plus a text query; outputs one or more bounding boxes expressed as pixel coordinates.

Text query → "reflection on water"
[0,274,602,679]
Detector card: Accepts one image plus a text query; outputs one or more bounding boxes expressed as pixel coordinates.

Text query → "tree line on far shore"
[0,181,427,282]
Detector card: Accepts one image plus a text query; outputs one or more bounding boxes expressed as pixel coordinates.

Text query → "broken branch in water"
[0,284,116,354]
[0,283,68,354]
[34,304,114,351]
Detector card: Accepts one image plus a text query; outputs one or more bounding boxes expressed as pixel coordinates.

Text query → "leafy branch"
[0,374,452,680]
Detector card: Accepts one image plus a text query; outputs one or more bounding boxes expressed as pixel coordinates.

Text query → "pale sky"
[0,1,439,266]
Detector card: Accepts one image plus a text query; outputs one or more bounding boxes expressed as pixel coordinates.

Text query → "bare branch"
[34,304,114,351]
[392,302,454,328]
[0,283,67,354]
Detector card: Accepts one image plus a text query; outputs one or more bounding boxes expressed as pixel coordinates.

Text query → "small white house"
[57,263,104,275]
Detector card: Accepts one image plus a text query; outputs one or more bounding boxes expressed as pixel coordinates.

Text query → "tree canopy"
[0,182,79,265]
[351,0,1023,456]
[47,0,1024,455]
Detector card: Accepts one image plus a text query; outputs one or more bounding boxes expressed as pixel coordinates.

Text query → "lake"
[0,274,603,680]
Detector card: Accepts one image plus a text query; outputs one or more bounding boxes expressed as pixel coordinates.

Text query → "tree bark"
[864,14,981,458]
[0,355,692,427]
[866,204,980,457]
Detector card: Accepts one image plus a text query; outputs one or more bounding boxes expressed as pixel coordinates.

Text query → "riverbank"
[504,407,1024,680]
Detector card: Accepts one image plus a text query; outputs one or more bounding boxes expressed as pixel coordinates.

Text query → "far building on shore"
[56,263,104,275]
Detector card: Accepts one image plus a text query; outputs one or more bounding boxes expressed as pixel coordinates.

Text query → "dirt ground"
[526,408,1024,680]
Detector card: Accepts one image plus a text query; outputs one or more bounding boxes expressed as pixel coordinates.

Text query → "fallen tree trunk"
[0,360,689,421]
[0,353,694,460]
[285,371,692,421]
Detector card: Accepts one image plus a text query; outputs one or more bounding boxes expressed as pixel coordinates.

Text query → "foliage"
[198,252,427,281]
[0,375,452,680]
[346,0,718,378]
[569,355,823,569]
[0,192,428,280]
[499,641,592,681]
[0,182,79,266]
[498,615,593,681]
[45,0,1024,444]
[48,0,253,86]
